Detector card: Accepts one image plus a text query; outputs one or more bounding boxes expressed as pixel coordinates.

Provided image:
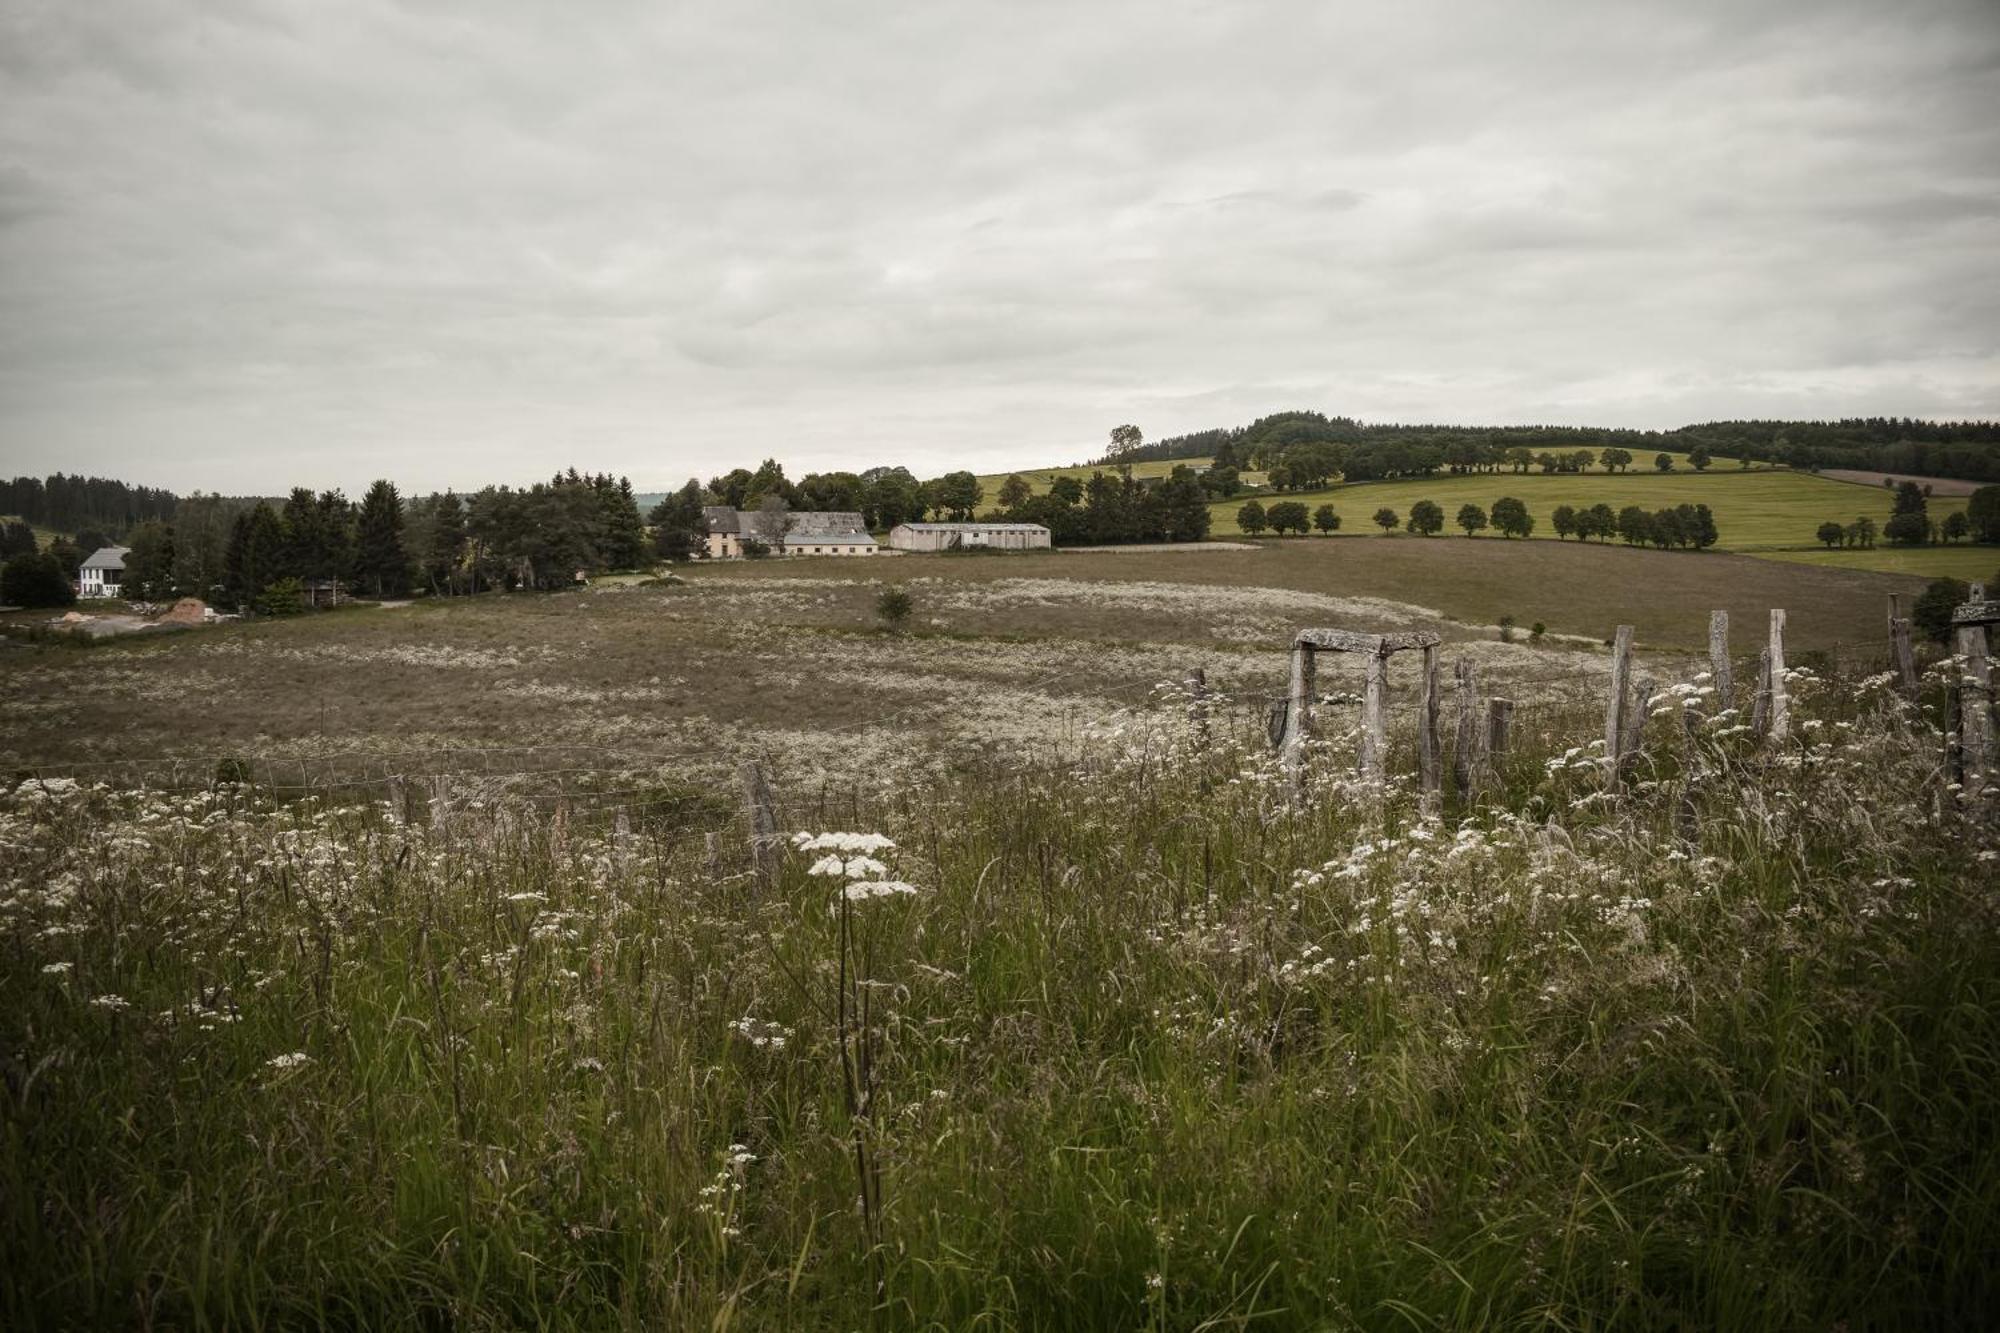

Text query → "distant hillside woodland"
[1101,411,2000,483]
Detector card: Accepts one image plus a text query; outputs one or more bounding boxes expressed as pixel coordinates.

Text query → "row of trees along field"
[1099,410,2000,484]
[1812,480,2000,549]
[1234,495,1721,548]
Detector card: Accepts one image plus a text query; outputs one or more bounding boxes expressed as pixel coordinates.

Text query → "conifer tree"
[353,479,409,597]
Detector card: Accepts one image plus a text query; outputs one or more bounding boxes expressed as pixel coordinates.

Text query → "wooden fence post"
[1767,609,1789,742]
[1485,698,1514,779]
[1417,644,1441,801]
[1605,625,1634,780]
[1677,703,1702,842]
[1708,611,1732,710]
[1360,650,1389,781]
[428,775,451,827]
[1752,648,1772,736]
[1887,592,1904,637]
[741,761,781,893]
[1621,678,1655,780]
[1452,659,1480,800]
[1890,617,1919,698]
[1281,642,1317,798]
[1185,667,1210,751]
[1958,624,1993,794]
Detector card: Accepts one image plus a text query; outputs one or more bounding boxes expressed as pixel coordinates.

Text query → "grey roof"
[891,522,1050,533]
[786,510,867,535]
[702,505,739,534]
[788,531,877,546]
[80,546,130,571]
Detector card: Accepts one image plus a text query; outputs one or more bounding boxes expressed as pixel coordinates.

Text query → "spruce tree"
[352,479,409,597]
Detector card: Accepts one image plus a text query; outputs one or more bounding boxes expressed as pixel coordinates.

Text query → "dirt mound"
[157,598,207,625]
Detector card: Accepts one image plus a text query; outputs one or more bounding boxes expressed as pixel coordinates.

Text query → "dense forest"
[1100,412,2000,483]
[0,473,178,533]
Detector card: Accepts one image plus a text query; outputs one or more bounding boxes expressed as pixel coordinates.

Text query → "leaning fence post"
[1185,667,1210,751]
[741,761,781,893]
[1708,611,1732,710]
[1360,650,1389,781]
[1417,644,1441,800]
[1605,625,1634,780]
[1767,609,1789,742]
[1452,659,1480,800]
[1958,624,1993,795]
[1890,617,1919,698]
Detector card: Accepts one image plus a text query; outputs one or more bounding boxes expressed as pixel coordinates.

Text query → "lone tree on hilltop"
[1458,503,1489,537]
[1373,507,1399,533]
[1106,425,1144,458]
[1491,496,1533,538]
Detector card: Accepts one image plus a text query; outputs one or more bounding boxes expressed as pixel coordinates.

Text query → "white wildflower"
[41,961,73,975]
[90,993,130,1011]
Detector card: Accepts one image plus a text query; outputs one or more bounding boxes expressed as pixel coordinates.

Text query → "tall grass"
[2,671,1996,1328]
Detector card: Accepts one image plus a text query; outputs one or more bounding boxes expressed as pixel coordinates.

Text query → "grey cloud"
[1,0,1997,493]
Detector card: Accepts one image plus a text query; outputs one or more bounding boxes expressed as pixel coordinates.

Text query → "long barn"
[887,522,1052,552]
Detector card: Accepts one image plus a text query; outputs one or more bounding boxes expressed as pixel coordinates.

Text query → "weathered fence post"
[1887,592,1905,637]
[1185,667,1210,751]
[1452,659,1480,800]
[741,761,781,893]
[1767,609,1790,742]
[704,830,722,880]
[1621,677,1656,780]
[1708,611,1732,709]
[1417,643,1441,802]
[1751,648,1771,735]
[1485,698,1514,778]
[1890,617,1919,698]
[1605,625,1634,781]
[387,776,407,826]
[613,806,633,868]
[1955,595,1993,794]
[1281,641,1317,798]
[428,774,451,827]
[1677,701,1702,842]
[1361,651,1388,781]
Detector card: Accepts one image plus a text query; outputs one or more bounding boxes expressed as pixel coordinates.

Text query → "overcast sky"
[2,0,1997,496]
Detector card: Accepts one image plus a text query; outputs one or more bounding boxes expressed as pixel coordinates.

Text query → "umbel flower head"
[795,831,921,908]
[792,832,896,854]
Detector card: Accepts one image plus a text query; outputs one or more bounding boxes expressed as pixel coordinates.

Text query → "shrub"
[876,588,913,631]
[741,538,771,560]
[254,577,306,618]
[1,552,76,608]
[1372,507,1398,533]
[1912,578,1969,644]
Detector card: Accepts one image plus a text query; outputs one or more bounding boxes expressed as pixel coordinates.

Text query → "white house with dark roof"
[78,546,130,598]
[702,506,878,558]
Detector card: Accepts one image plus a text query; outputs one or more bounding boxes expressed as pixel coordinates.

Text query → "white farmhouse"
[78,546,130,598]
[886,522,1051,552]
[702,507,879,558]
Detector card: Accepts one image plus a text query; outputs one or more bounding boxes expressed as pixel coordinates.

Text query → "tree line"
[1813,481,2000,549]
[1098,409,2000,483]
[0,473,177,535]
[1230,494,1720,549]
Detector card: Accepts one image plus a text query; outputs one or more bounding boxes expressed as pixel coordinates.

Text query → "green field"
[976,457,1267,495]
[1204,467,1980,577]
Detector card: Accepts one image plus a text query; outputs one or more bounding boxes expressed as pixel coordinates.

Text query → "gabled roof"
[787,510,867,535]
[791,532,878,546]
[702,506,740,534]
[80,546,130,571]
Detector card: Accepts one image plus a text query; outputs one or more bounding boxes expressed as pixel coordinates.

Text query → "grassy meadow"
[5,648,1997,1328]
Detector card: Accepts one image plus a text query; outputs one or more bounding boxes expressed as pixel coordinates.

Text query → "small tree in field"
[1406,500,1444,536]
[1266,501,1310,535]
[1491,496,1533,538]
[1550,504,1576,540]
[876,587,913,632]
[1312,504,1340,534]
[1457,503,1489,537]
[1816,521,1846,548]
[1655,452,1674,472]
[1373,507,1398,533]
[1237,501,1268,535]
[1942,512,1970,543]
